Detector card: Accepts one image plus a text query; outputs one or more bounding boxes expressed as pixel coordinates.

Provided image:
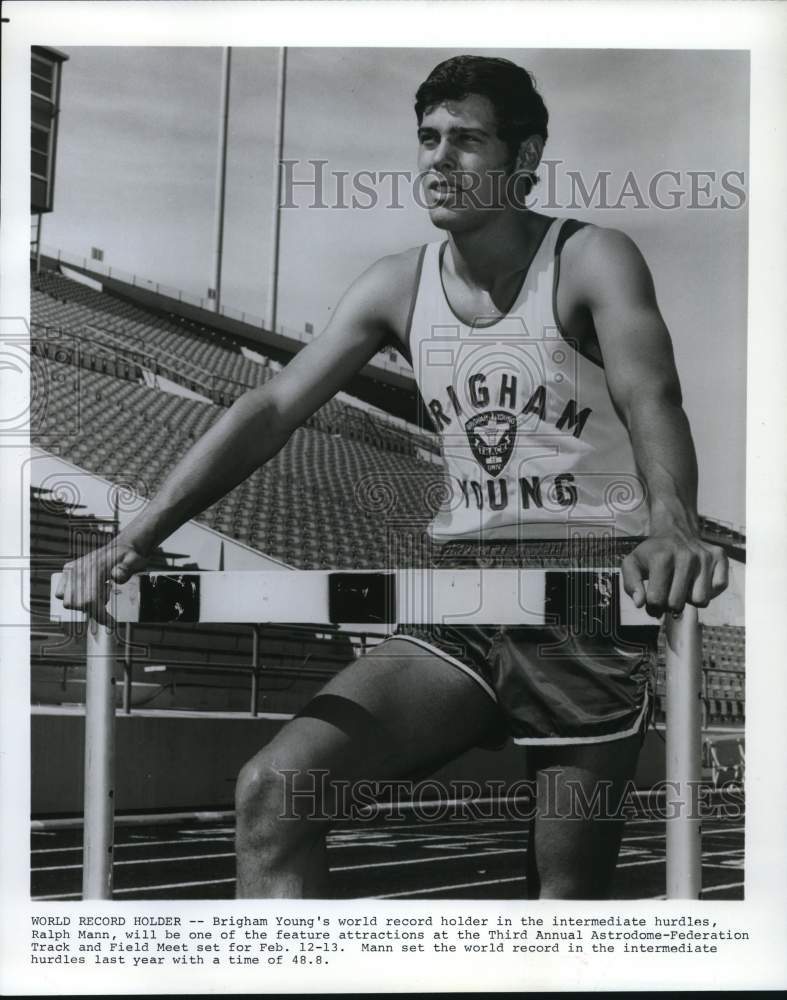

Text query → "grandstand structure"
[29,258,746,814]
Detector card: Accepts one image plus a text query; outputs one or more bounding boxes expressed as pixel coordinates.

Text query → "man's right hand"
[55,541,149,625]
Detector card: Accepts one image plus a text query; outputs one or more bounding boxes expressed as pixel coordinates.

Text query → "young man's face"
[417,93,518,232]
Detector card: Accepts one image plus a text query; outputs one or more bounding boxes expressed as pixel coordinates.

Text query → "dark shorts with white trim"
[390,623,658,748]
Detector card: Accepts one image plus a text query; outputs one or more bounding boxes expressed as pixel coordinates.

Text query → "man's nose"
[429,138,457,173]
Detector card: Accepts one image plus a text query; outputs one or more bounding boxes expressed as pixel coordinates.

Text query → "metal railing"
[114,623,382,717]
[31,319,256,404]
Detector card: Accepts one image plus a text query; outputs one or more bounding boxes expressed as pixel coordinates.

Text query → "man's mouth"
[428,178,466,206]
[429,176,462,194]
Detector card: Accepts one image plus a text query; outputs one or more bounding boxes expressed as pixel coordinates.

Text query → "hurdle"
[49,568,703,900]
[664,605,703,898]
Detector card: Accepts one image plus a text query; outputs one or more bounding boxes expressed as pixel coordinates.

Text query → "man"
[58,55,727,898]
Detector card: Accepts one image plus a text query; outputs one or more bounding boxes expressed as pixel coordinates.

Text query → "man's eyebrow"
[417,125,491,137]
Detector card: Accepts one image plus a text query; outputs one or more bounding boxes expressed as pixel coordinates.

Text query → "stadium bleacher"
[32,266,438,450]
[31,353,439,567]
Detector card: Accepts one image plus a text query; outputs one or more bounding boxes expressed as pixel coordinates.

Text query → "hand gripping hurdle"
[50,568,702,900]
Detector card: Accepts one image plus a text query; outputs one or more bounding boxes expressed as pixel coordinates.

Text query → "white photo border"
[1,1,785,994]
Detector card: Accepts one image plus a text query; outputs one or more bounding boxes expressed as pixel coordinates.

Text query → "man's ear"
[515,135,544,174]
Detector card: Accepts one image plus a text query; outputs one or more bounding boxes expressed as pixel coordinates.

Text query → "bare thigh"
[244,637,501,817]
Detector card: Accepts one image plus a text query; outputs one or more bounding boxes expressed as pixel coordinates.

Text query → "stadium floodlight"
[211,48,232,315]
[51,568,705,901]
[267,47,288,333]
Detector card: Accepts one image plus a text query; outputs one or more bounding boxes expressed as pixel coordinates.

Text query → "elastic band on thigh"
[294,693,387,752]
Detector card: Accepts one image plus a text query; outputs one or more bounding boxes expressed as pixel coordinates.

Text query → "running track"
[32,796,744,901]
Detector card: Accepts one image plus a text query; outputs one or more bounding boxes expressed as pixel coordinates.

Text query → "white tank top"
[408,218,649,541]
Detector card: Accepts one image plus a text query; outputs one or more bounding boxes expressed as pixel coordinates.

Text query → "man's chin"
[426,203,504,232]
[427,206,476,231]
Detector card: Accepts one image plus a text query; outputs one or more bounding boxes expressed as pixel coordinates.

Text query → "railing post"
[250,625,260,717]
[122,622,133,714]
[82,621,117,900]
[665,605,703,899]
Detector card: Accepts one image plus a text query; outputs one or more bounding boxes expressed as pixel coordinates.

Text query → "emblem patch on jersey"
[465,410,516,478]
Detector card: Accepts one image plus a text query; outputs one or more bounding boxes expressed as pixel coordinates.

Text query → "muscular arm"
[57,251,416,620]
[573,227,727,615]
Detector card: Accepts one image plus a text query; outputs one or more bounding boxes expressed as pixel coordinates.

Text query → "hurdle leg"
[664,605,703,898]
[82,621,116,900]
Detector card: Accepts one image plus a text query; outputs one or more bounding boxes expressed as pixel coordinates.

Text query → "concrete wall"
[32,709,672,816]
[32,711,283,815]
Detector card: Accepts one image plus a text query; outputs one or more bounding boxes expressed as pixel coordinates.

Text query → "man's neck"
[446,210,552,291]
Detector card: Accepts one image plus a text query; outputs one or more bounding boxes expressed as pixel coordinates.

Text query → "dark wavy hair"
[415,55,549,188]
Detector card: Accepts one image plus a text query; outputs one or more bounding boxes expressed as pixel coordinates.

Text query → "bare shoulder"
[351,245,426,342]
[562,222,647,269]
[560,223,655,304]
[363,245,425,303]
[373,244,426,279]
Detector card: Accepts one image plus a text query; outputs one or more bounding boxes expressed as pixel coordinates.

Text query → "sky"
[41,46,749,527]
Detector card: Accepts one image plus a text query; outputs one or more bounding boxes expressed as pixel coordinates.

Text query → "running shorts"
[386,539,658,747]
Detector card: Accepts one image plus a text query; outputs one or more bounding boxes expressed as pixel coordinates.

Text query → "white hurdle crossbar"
[49,569,703,900]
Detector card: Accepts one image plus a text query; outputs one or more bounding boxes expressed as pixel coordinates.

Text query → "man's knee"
[235,751,330,854]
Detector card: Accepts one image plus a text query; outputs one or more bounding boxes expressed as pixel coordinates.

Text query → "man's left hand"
[621,530,729,618]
